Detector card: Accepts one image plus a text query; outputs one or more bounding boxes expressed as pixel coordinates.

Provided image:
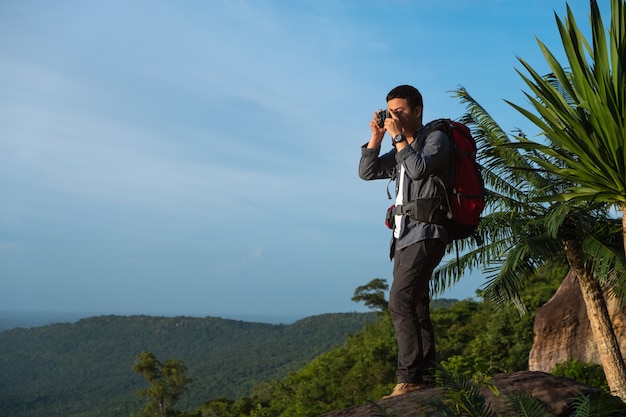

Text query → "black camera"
[376,109,391,128]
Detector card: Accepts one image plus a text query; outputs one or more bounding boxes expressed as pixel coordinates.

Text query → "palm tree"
[436,87,624,307]
[432,88,569,313]
[501,0,626,400]
[506,0,626,249]
[435,83,626,400]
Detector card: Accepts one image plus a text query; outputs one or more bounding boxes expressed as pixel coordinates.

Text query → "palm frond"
[506,0,626,206]
[579,217,626,301]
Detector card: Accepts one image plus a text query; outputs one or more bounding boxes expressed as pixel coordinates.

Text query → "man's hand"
[386,110,409,150]
[367,110,386,149]
[384,110,402,139]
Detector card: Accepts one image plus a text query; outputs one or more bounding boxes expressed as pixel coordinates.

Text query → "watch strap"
[393,134,406,145]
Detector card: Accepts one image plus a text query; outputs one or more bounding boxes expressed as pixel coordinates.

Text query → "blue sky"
[0,1,604,320]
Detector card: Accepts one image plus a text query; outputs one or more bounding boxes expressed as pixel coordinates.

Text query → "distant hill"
[0,311,94,332]
[0,310,308,331]
[0,312,376,417]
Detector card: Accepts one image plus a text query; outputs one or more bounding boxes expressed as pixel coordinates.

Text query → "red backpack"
[385,119,485,242]
[436,119,485,241]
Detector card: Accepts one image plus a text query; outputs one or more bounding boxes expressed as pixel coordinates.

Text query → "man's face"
[387,98,422,130]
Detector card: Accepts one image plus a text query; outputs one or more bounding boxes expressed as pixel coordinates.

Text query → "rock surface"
[318,371,608,417]
[529,270,626,372]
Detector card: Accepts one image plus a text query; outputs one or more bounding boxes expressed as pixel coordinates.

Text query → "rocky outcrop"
[319,371,616,417]
[529,269,626,372]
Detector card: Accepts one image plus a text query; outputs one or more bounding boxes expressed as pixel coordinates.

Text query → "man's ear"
[414,106,423,120]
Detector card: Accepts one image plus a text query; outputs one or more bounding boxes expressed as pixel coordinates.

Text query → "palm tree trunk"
[562,237,626,402]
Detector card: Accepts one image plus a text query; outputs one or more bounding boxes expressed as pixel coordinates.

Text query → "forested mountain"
[2,267,598,417]
[0,312,375,417]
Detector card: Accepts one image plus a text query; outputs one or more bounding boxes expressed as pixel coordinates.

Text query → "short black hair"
[386,85,423,110]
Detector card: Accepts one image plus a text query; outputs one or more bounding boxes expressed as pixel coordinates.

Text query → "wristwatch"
[392,134,406,146]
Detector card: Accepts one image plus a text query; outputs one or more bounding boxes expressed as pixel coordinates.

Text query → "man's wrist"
[367,135,383,149]
[392,134,407,146]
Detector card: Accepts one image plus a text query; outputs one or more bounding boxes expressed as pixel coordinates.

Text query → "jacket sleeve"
[395,130,450,181]
[358,144,397,180]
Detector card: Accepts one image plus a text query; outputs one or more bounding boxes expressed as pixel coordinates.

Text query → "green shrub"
[552,359,609,392]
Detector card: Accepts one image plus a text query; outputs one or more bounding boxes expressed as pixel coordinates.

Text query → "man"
[358,85,453,399]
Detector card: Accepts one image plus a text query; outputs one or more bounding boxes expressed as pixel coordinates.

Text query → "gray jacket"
[359,122,454,256]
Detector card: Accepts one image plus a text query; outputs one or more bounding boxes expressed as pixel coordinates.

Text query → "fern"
[569,393,626,417]
[505,391,552,417]
[432,368,497,417]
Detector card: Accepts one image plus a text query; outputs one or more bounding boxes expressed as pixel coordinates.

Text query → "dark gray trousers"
[390,239,446,383]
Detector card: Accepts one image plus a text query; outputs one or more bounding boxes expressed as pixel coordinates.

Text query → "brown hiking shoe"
[382,382,426,399]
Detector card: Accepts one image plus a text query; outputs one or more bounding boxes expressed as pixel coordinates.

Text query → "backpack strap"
[392,120,455,224]
[417,119,455,218]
